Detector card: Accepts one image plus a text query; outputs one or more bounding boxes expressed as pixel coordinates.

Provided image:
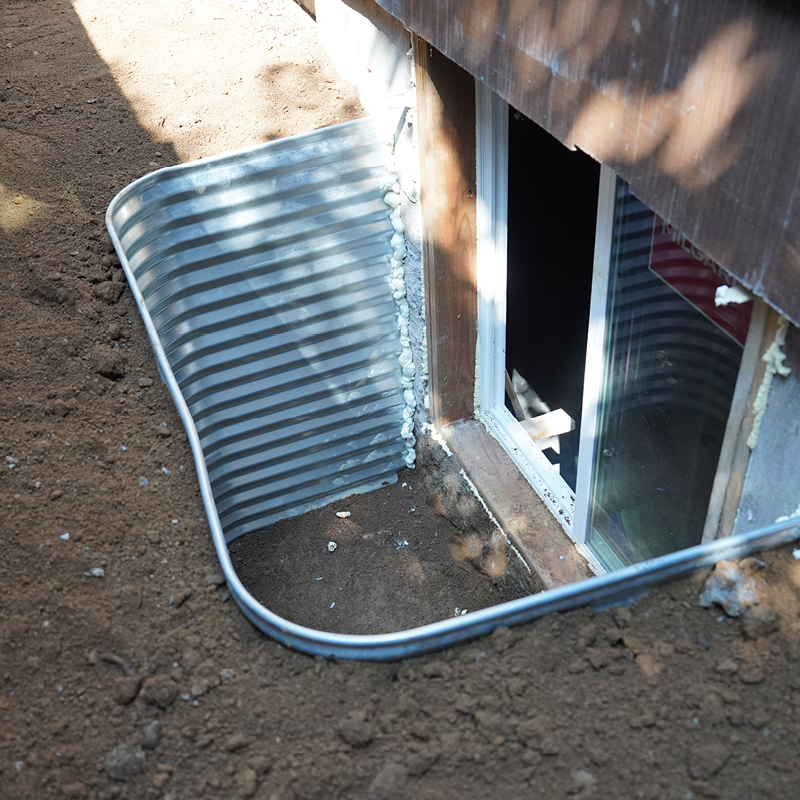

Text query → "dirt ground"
[3,1,800,799]
[231,465,535,636]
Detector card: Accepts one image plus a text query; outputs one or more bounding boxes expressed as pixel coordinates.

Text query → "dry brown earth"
[3,2,800,799]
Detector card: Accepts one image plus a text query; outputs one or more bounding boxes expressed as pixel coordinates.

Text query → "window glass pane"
[587,181,751,567]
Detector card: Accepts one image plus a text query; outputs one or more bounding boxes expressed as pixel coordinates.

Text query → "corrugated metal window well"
[107,118,799,660]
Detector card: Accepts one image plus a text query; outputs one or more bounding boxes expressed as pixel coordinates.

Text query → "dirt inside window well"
[230,467,538,635]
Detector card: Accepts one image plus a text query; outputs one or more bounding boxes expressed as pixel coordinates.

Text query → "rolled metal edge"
[107,131,800,663]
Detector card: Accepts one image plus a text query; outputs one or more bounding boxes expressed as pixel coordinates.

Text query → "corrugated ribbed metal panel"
[607,184,742,424]
[108,118,407,541]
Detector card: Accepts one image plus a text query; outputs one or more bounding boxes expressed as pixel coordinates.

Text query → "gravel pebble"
[234,768,258,798]
[142,720,161,750]
[104,744,145,781]
[142,674,179,709]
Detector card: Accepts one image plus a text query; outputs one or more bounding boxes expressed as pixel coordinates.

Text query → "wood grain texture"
[380,0,800,328]
[727,306,792,536]
[413,35,478,426]
[701,299,768,543]
[443,418,594,589]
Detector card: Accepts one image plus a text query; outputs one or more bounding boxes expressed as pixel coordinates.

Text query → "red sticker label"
[649,216,752,346]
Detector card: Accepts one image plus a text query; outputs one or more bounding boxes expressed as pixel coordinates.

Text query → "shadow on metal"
[108,119,800,661]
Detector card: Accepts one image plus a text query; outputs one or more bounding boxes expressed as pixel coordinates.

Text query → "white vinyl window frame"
[475,81,615,573]
[475,81,767,575]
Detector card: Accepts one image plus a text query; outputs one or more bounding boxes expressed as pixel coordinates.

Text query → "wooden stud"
[413,34,478,427]
[702,299,780,542]
[414,36,593,582]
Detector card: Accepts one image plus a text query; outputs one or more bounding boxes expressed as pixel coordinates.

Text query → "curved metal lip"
[107,130,800,662]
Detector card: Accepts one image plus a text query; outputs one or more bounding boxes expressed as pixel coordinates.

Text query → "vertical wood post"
[413,35,478,427]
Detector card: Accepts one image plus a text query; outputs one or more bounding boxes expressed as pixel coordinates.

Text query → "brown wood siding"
[376,0,800,327]
[414,36,478,426]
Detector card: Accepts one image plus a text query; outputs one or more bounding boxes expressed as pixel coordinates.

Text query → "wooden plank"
[520,409,575,442]
[732,320,800,534]
[413,35,478,427]
[724,306,788,536]
[701,299,768,542]
[504,369,526,421]
[377,0,800,329]
[443,418,594,589]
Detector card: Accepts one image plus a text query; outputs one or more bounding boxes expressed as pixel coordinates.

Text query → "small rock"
[567,658,587,674]
[141,720,161,750]
[50,489,63,500]
[654,641,674,658]
[111,676,142,705]
[577,623,597,647]
[204,571,226,587]
[687,741,730,780]
[93,345,127,380]
[92,281,125,304]
[750,709,771,728]
[540,737,560,756]
[569,769,596,794]
[715,658,738,675]
[612,606,632,628]
[699,560,762,617]
[368,762,408,800]
[741,603,780,639]
[142,675,179,709]
[234,768,258,798]
[104,745,145,781]
[586,648,609,670]
[739,667,764,685]
[622,633,647,655]
[138,377,153,387]
[335,511,351,518]
[44,398,71,417]
[635,653,663,680]
[421,661,452,680]
[88,567,105,578]
[247,754,272,775]
[190,659,221,697]
[327,541,337,552]
[338,709,375,747]
[152,773,170,789]
[6,455,19,470]
[224,734,253,753]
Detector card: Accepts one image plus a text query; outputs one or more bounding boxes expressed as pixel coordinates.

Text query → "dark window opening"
[505,108,600,490]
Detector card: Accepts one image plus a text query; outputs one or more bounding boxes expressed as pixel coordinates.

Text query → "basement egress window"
[476,85,753,573]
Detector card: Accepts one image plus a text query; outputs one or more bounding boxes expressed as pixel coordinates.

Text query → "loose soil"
[3,2,800,799]
[231,467,534,635]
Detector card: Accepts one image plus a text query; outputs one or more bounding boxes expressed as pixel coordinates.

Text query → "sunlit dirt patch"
[0,183,49,233]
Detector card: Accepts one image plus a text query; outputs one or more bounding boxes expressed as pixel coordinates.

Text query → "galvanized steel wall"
[108,118,408,541]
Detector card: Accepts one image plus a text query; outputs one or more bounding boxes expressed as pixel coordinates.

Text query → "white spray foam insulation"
[748,315,791,450]
[314,0,429,440]
[382,148,416,467]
